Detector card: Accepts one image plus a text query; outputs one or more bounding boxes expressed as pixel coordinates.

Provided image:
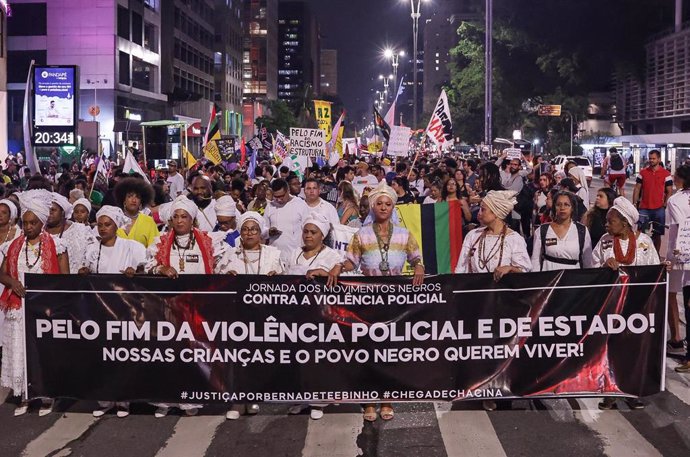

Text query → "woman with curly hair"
[114,177,159,247]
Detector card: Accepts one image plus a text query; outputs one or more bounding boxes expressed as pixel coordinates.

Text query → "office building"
[320,48,337,96]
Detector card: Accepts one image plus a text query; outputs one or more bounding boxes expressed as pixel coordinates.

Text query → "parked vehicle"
[552,155,593,187]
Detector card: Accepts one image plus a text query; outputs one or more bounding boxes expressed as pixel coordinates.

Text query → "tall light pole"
[384,48,405,95]
[484,0,493,148]
[379,74,392,103]
[407,0,427,129]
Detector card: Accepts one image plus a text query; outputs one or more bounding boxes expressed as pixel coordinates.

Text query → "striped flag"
[396,201,464,275]
[123,151,148,179]
[203,104,221,147]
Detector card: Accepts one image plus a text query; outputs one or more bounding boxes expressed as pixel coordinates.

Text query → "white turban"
[611,196,639,227]
[215,195,237,218]
[483,190,518,220]
[96,205,128,229]
[157,202,173,223]
[568,166,586,185]
[170,195,198,220]
[17,189,53,225]
[368,180,397,205]
[303,211,331,237]
[0,199,18,222]
[52,192,74,220]
[73,197,92,215]
[237,211,268,239]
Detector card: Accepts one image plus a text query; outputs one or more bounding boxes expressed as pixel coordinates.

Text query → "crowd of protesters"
[0,144,687,421]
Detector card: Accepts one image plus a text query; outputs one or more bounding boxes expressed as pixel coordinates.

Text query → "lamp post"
[563,110,574,155]
[384,48,405,95]
[484,0,493,147]
[406,0,428,129]
[379,74,393,104]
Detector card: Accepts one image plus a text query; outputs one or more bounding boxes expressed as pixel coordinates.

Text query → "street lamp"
[384,48,405,94]
[404,0,429,129]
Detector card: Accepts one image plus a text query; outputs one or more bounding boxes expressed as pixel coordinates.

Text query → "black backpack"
[539,222,587,271]
[610,153,623,170]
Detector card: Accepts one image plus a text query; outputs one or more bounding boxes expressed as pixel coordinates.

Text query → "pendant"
[379,260,389,272]
[179,258,185,272]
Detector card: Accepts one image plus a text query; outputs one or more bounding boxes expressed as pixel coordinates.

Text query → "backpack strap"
[575,222,586,267]
[539,223,549,271]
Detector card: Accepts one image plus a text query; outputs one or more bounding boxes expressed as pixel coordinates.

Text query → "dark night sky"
[305,0,416,123]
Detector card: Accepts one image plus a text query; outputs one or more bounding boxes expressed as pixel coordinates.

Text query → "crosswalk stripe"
[434,402,507,457]
[301,412,363,457]
[665,358,690,406]
[21,413,99,457]
[155,415,225,457]
[574,398,662,457]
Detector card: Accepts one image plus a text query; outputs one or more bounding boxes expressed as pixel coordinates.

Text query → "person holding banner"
[531,191,594,272]
[329,181,424,422]
[46,193,97,274]
[285,212,343,420]
[0,189,70,416]
[115,177,160,248]
[224,211,282,420]
[82,205,146,418]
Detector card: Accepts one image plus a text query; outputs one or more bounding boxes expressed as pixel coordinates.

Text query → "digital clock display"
[33,131,75,146]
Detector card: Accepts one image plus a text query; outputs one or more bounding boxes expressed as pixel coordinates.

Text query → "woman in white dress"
[223,211,282,420]
[145,195,232,418]
[285,212,342,420]
[531,191,593,272]
[81,205,147,418]
[455,190,532,280]
[46,192,97,273]
[0,189,69,416]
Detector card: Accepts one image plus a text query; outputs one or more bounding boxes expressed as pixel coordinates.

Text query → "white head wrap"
[303,211,331,237]
[368,180,398,205]
[237,211,268,239]
[96,205,128,229]
[69,188,85,203]
[17,189,53,225]
[170,195,198,220]
[215,195,237,218]
[483,190,518,220]
[73,197,92,215]
[0,199,18,222]
[157,202,173,223]
[611,196,639,227]
[52,192,74,220]
[567,166,586,185]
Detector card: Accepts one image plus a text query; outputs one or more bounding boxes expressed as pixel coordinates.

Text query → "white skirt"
[1,309,25,396]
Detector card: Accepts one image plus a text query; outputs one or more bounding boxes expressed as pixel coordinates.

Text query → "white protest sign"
[387,126,411,157]
[505,148,523,161]
[289,127,326,157]
[673,219,690,265]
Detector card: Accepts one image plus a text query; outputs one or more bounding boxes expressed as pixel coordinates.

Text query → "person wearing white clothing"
[531,191,593,272]
[265,178,311,263]
[495,152,532,193]
[166,160,186,198]
[303,178,339,227]
[46,192,97,273]
[568,167,590,209]
[189,176,218,232]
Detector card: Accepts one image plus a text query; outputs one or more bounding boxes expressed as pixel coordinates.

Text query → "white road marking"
[434,402,507,457]
[21,413,99,457]
[155,415,225,457]
[301,412,363,457]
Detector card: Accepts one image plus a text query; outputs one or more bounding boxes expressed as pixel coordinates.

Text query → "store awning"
[617,133,690,146]
[140,120,188,127]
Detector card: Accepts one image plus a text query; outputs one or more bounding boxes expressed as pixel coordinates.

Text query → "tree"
[254,100,297,134]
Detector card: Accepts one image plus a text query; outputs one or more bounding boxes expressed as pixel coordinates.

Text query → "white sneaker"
[39,400,54,417]
[225,409,240,420]
[247,404,259,415]
[92,406,111,418]
[14,403,29,417]
[154,406,169,418]
[184,407,199,416]
[116,407,130,418]
[310,407,324,420]
[288,404,306,415]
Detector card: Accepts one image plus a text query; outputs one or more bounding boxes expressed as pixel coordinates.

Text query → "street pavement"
[0,176,688,457]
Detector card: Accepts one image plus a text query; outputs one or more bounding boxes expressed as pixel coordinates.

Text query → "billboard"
[32,66,78,147]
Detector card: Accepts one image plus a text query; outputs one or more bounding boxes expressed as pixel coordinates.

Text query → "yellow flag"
[313,100,333,142]
[203,140,221,165]
[182,145,197,168]
[335,125,345,154]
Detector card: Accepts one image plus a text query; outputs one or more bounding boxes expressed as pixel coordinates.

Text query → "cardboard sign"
[387,126,412,157]
[505,148,523,161]
[289,128,326,157]
[674,219,690,264]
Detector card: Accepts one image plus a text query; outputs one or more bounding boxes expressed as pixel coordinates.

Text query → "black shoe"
[598,397,617,410]
[625,398,645,410]
[667,340,686,354]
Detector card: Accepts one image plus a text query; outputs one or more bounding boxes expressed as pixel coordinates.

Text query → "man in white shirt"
[166,160,186,198]
[265,178,311,263]
[190,175,217,232]
[351,162,379,196]
[496,151,533,193]
[303,177,339,227]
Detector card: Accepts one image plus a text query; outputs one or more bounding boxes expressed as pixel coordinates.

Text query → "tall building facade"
[320,48,337,97]
[6,0,167,156]
[277,1,320,104]
[243,0,278,135]
[0,2,9,162]
[214,0,244,138]
[422,0,479,115]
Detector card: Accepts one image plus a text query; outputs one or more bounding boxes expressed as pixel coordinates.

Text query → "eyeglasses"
[241,226,260,234]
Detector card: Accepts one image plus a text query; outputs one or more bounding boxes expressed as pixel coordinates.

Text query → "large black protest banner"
[24,266,666,403]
